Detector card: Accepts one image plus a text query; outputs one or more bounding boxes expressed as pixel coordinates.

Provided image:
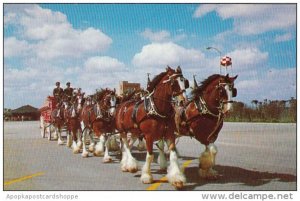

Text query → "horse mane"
[192,74,221,98]
[94,88,108,101]
[147,71,168,92]
[122,90,137,102]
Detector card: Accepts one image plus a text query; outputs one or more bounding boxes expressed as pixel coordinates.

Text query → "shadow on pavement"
[183,165,296,190]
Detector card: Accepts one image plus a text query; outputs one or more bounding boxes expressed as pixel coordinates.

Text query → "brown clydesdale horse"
[64,94,85,153]
[174,73,238,179]
[50,101,68,145]
[80,88,117,161]
[114,66,189,189]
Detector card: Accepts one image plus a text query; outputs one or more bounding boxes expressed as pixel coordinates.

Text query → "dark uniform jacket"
[53,87,64,103]
[64,87,74,102]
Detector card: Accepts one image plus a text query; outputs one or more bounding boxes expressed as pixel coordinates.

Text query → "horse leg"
[47,124,52,141]
[103,135,112,163]
[66,131,73,148]
[141,136,154,184]
[72,129,80,154]
[121,135,138,173]
[109,135,120,152]
[199,143,218,179]
[57,126,64,145]
[157,140,167,171]
[137,136,146,151]
[81,129,89,158]
[166,139,186,189]
[94,135,105,157]
[88,131,96,152]
[77,129,83,149]
[53,125,58,140]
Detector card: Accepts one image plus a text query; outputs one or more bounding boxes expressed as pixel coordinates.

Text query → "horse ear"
[114,88,116,93]
[232,75,238,80]
[166,65,171,71]
[176,66,182,73]
[225,73,229,78]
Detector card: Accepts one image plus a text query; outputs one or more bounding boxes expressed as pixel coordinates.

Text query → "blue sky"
[4,4,296,109]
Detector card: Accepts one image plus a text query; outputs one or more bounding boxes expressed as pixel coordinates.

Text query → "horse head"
[76,93,85,111]
[162,66,189,102]
[100,88,117,117]
[193,74,238,114]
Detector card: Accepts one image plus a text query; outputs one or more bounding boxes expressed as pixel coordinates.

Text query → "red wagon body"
[39,96,56,123]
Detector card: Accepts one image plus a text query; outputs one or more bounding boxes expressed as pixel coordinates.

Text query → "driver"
[53,82,64,104]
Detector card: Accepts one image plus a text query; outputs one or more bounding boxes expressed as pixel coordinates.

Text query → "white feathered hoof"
[77,141,83,149]
[88,143,95,152]
[81,150,89,158]
[93,150,104,157]
[127,165,138,173]
[73,146,80,154]
[53,135,58,140]
[57,139,64,145]
[172,181,184,190]
[103,156,112,163]
[121,162,129,172]
[141,173,153,184]
[66,139,72,148]
[126,158,138,173]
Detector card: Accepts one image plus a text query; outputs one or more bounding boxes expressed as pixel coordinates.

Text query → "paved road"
[4,121,296,190]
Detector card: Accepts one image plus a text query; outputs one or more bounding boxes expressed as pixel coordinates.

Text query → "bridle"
[184,79,237,143]
[145,72,188,118]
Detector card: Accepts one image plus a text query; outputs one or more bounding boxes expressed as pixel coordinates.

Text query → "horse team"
[41,66,238,189]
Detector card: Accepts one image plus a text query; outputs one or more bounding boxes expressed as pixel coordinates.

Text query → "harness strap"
[183,99,224,143]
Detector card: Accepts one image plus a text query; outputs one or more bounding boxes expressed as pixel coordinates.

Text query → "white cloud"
[4,5,112,60]
[132,42,205,70]
[193,4,217,18]
[84,56,126,72]
[4,37,32,58]
[194,4,296,35]
[227,48,268,70]
[141,28,171,42]
[141,28,187,43]
[274,32,293,43]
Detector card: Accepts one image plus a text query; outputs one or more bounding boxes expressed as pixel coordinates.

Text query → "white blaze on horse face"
[71,107,76,118]
[224,84,233,112]
[109,95,116,116]
[77,97,82,110]
[176,77,187,100]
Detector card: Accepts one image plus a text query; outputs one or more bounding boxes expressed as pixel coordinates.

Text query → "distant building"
[119,81,141,95]
[10,105,40,121]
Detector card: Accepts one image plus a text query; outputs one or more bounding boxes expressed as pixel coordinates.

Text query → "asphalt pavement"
[3,121,296,191]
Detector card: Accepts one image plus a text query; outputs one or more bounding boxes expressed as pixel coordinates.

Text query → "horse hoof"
[103,157,112,163]
[141,174,153,184]
[94,151,103,157]
[82,152,89,158]
[88,146,95,152]
[58,140,64,145]
[128,167,138,173]
[172,181,184,189]
[73,148,80,154]
[121,166,128,172]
